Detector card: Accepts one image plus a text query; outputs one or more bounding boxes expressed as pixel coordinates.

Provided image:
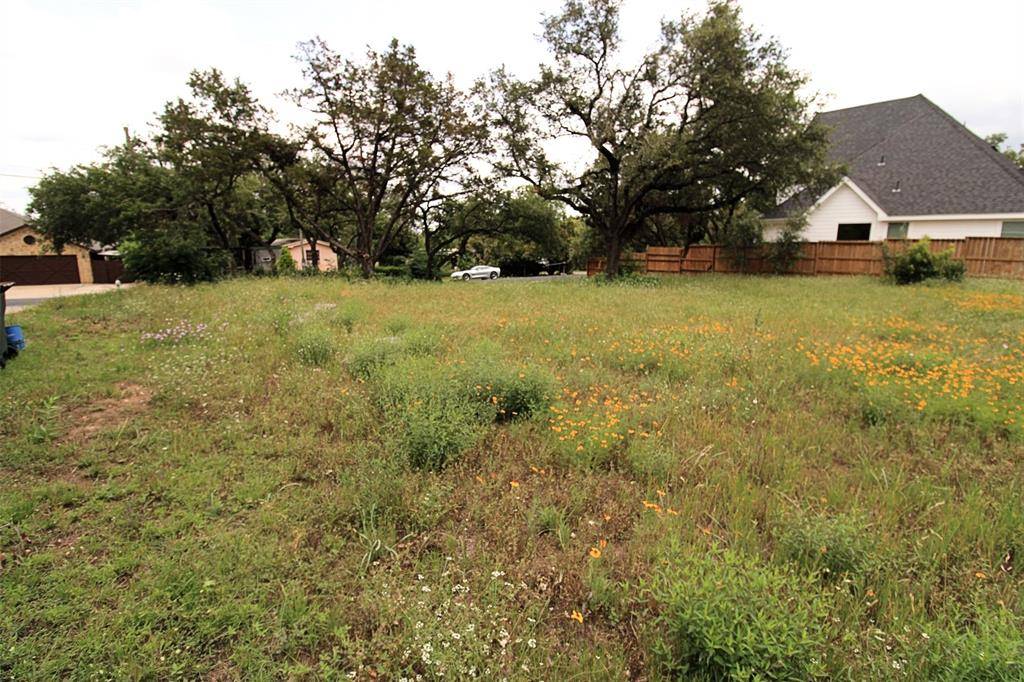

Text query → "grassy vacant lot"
[1,274,1022,680]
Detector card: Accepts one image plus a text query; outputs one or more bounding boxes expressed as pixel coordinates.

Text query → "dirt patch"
[62,382,153,444]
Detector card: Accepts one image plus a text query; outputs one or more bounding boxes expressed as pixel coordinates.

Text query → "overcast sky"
[2,0,1022,212]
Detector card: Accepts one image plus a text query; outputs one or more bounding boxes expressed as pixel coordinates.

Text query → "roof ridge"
[914,95,1024,191]
[820,94,926,117]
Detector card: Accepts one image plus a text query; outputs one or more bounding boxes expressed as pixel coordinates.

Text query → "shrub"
[294,327,335,367]
[274,249,297,276]
[348,329,443,380]
[348,337,405,379]
[883,239,966,285]
[372,356,449,413]
[765,217,807,274]
[461,358,554,422]
[390,398,481,470]
[934,249,967,282]
[776,512,874,580]
[645,547,830,680]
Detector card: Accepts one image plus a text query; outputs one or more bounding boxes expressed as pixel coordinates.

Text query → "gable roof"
[768,95,1024,219]
[0,208,29,236]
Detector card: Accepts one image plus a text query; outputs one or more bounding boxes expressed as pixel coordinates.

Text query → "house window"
[837,223,871,241]
[1002,221,1024,238]
[886,222,909,240]
[22,234,36,246]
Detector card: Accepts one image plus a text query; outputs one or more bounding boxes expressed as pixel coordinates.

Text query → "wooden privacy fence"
[587,238,1024,279]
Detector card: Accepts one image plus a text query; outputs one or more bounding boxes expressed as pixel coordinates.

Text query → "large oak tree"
[293,38,489,277]
[489,0,840,275]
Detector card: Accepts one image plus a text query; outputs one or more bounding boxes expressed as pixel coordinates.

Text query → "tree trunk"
[356,219,374,278]
[424,232,436,280]
[359,255,374,279]
[604,231,623,277]
[305,236,320,271]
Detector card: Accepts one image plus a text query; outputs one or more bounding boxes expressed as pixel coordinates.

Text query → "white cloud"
[2,0,1021,211]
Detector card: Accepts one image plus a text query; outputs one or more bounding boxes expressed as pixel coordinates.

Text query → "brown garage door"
[0,255,81,285]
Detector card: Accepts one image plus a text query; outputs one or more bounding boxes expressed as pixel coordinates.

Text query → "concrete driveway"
[5,283,127,313]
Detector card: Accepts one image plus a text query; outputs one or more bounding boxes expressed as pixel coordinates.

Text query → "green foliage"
[765,215,808,274]
[383,316,411,335]
[461,357,554,422]
[388,397,481,471]
[527,504,572,549]
[884,238,966,285]
[3,262,1023,678]
[776,512,874,580]
[331,300,366,334]
[985,132,1024,170]
[919,611,1024,681]
[274,248,297,276]
[646,547,830,680]
[348,337,406,379]
[120,229,230,284]
[623,440,677,481]
[268,306,293,337]
[374,264,410,279]
[294,38,489,277]
[715,205,764,271]
[589,272,660,288]
[489,0,841,275]
[294,327,335,367]
[935,249,967,281]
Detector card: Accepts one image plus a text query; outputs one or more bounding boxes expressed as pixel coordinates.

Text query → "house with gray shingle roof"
[765,95,1024,241]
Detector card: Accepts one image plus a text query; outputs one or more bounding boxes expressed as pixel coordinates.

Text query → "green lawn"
[1,274,1023,680]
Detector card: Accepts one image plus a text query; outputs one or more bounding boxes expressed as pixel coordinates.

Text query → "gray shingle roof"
[0,208,29,236]
[768,95,1024,219]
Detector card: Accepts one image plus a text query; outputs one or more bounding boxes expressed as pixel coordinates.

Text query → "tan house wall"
[0,226,94,283]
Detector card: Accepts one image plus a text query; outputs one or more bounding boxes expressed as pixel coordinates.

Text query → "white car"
[451,265,501,280]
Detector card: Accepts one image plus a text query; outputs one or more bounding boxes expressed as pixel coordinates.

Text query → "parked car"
[451,265,501,280]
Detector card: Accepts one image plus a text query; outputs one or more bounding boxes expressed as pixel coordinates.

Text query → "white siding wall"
[763,183,1013,242]
[906,220,1002,239]
[801,184,879,241]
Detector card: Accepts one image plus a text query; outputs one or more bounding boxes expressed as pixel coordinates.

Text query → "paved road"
[5,283,127,314]
[7,298,49,313]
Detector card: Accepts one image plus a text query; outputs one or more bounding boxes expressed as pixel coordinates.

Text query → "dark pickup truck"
[499,258,573,277]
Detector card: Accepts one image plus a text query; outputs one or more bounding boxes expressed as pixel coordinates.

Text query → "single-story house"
[271,238,338,271]
[0,208,97,284]
[765,95,1024,241]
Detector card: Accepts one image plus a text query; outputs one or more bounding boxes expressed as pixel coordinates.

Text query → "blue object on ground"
[5,325,25,351]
